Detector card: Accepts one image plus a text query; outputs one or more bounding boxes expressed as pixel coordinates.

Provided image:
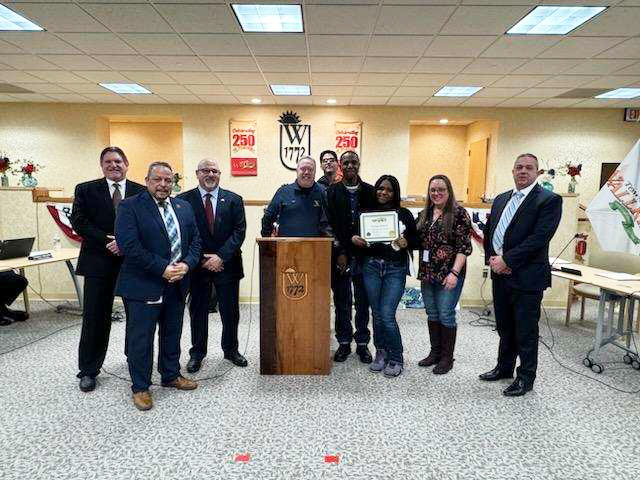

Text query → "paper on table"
[595,272,640,281]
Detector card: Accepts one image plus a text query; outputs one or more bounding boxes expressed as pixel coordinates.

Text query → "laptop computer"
[0,237,35,260]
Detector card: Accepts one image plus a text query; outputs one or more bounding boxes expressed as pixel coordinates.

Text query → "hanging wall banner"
[279,111,310,170]
[229,119,258,176]
[335,121,362,159]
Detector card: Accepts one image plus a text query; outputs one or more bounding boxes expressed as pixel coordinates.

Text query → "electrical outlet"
[482,267,489,278]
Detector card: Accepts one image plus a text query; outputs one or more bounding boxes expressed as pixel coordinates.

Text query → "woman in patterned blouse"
[416,174,472,374]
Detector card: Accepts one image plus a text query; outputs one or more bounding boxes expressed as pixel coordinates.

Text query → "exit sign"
[624,108,640,122]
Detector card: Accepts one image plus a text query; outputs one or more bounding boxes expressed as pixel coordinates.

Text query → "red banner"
[47,204,82,243]
[231,157,257,176]
[230,119,258,176]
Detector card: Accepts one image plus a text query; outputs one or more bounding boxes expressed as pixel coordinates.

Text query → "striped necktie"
[112,183,122,209]
[160,202,182,264]
[492,191,524,254]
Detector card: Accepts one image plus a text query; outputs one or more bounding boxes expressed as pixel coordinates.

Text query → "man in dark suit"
[71,146,145,392]
[178,158,247,372]
[115,162,201,411]
[480,153,562,397]
[0,271,28,326]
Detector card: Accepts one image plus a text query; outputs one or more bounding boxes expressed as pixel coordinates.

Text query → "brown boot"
[162,376,198,390]
[132,391,153,411]
[433,326,457,374]
[418,321,441,367]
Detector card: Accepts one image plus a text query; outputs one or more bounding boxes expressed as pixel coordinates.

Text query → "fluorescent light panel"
[507,6,606,35]
[434,86,482,97]
[270,84,310,96]
[0,5,43,31]
[232,4,303,33]
[99,83,151,94]
[595,88,640,99]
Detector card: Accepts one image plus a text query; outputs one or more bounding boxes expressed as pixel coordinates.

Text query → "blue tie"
[492,191,524,254]
[160,202,181,264]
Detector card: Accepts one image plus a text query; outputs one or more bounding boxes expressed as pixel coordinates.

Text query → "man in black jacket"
[326,151,376,364]
[178,158,247,371]
[71,147,145,392]
[480,153,562,397]
[0,271,28,325]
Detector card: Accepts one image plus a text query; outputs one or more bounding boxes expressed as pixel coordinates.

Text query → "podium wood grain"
[257,238,332,375]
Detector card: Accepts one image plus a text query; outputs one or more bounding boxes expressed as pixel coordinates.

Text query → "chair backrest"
[588,250,640,275]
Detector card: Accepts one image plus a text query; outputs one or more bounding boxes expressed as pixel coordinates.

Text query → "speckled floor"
[1,301,640,480]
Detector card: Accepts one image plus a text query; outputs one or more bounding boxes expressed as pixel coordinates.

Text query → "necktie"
[492,191,524,254]
[160,202,182,264]
[112,183,122,209]
[204,193,215,235]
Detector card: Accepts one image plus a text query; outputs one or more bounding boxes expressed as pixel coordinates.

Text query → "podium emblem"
[282,266,308,300]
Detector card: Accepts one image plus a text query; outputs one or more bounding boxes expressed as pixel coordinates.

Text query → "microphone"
[550,233,580,271]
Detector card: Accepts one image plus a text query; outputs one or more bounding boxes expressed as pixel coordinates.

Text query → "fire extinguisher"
[575,233,587,261]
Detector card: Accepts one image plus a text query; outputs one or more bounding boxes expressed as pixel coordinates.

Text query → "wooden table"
[0,248,81,314]
[553,263,640,373]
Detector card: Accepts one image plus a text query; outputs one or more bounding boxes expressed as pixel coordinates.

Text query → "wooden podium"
[256,237,332,375]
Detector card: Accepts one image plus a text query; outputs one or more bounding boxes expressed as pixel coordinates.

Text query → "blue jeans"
[363,257,407,364]
[421,276,465,327]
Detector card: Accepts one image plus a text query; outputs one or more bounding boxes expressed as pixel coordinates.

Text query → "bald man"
[178,159,247,372]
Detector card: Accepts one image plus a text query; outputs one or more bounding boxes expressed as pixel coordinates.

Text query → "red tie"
[204,193,215,234]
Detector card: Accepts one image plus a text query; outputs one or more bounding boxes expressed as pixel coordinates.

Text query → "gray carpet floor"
[1,301,640,480]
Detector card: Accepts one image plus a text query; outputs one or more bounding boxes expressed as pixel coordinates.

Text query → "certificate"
[359,211,399,243]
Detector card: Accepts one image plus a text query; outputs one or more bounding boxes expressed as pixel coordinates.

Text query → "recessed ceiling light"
[0,4,44,31]
[434,86,482,97]
[99,83,151,94]
[439,118,449,124]
[251,98,262,104]
[232,4,303,33]
[507,6,607,35]
[326,98,337,105]
[595,88,640,99]
[270,84,310,96]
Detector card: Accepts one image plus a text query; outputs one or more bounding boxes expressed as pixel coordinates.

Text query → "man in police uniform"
[261,156,330,237]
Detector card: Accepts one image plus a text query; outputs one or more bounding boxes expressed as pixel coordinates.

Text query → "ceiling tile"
[237,96,276,105]
[497,98,545,107]
[311,72,359,85]
[460,97,504,106]
[308,35,368,57]
[572,99,625,108]
[517,88,572,98]
[168,72,222,85]
[12,83,71,94]
[511,59,582,75]
[520,75,591,88]
[367,35,431,57]
[491,75,548,88]
[357,73,405,85]
[480,36,560,58]
[257,56,308,73]
[128,94,169,104]
[58,33,135,55]
[215,72,263,85]
[403,73,453,86]
[121,34,192,56]
[613,62,640,75]
[264,73,310,84]
[424,96,466,106]
[183,34,250,56]
[375,6,456,35]
[424,36,498,57]
[387,96,428,106]
[562,59,637,75]
[0,70,47,82]
[413,57,472,73]
[64,83,113,94]
[532,98,584,108]
[312,96,350,106]
[441,6,532,35]
[148,56,208,72]
[0,39,22,54]
[310,57,361,73]
[6,3,108,33]
[538,37,627,59]
[25,70,87,83]
[473,87,525,97]
[184,84,230,95]
[155,4,239,34]
[226,85,271,96]
[44,93,92,103]
[201,56,258,72]
[157,94,202,104]
[350,96,389,105]
[306,6,378,34]
[394,86,438,96]
[82,4,172,33]
[448,74,502,86]
[245,34,306,57]
[275,96,313,105]
[83,93,131,103]
[72,71,132,83]
[0,33,79,54]
[572,7,640,37]
[353,85,397,96]
[9,93,56,102]
[579,76,640,88]
[362,57,416,73]
[121,71,176,84]
[198,95,239,104]
[0,54,59,70]
[311,85,354,96]
[41,55,109,71]
[94,55,158,71]
[596,38,640,59]
[462,58,527,75]
[141,84,190,95]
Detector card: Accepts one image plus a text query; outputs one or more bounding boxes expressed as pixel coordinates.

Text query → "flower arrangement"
[0,154,10,187]
[11,158,44,188]
[561,162,582,194]
[172,172,183,192]
[539,158,557,192]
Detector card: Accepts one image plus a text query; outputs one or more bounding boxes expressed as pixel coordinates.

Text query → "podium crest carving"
[282,266,308,300]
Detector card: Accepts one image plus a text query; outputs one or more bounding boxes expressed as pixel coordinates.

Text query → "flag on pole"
[586,139,640,254]
[47,204,82,243]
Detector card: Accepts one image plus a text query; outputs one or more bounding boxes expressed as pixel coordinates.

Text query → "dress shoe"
[162,376,198,390]
[0,317,11,326]
[479,366,514,382]
[132,391,153,411]
[186,357,202,373]
[224,352,248,367]
[79,375,96,392]
[333,344,351,362]
[503,378,533,397]
[356,345,373,364]
[2,307,28,322]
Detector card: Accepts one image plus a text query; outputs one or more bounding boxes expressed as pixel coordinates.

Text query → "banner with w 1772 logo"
[586,139,640,254]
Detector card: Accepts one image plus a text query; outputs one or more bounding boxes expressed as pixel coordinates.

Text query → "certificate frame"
[359,211,399,243]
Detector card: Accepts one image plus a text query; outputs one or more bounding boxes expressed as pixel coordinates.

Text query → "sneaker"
[369,349,387,372]
[383,361,403,378]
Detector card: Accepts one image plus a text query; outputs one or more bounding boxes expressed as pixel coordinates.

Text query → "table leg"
[19,267,29,315]
[65,260,83,310]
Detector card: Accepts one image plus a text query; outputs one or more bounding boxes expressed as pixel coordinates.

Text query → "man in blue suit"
[115,162,202,411]
[178,158,247,372]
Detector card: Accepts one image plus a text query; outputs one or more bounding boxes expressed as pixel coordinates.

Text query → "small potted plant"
[564,163,582,194]
[0,154,10,187]
[13,159,44,188]
[172,172,183,192]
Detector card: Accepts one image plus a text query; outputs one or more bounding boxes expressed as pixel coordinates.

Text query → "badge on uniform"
[313,200,320,207]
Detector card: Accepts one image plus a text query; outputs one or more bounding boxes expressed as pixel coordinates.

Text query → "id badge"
[422,250,429,262]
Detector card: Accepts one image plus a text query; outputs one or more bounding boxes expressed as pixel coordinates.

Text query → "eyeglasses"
[198,168,220,175]
[429,188,448,194]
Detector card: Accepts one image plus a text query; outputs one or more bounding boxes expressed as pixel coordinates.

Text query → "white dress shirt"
[154,197,182,245]
[198,185,219,216]
[494,181,537,255]
[106,178,126,199]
